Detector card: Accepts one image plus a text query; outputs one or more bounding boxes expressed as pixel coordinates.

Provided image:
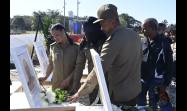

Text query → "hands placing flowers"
[67,92,80,103]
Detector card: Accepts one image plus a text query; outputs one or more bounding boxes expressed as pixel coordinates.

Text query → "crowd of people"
[38,3,176,111]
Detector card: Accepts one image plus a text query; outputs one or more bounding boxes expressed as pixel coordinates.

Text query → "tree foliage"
[119,13,142,28]
[162,19,168,26]
[11,16,26,30]
[23,16,32,30]
[11,16,32,31]
[32,10,65,54]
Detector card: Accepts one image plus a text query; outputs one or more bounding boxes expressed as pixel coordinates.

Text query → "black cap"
[83,16,100,32]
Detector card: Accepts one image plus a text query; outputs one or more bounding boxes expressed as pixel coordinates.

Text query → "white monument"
[90,49,113,111]
[10,45,43,108]
[33,41,52,81]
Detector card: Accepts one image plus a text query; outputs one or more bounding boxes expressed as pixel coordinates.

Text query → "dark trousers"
[137,78,164,110]
[112,95,138,106]
[112,96,138,111]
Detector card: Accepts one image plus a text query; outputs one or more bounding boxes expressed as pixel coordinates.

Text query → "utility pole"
[64,0,66,28]
[77,0,80,21]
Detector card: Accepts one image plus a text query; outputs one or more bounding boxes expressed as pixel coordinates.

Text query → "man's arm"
[163,40,174,87]
[39,52,53,82]
[77,69,98,96]
[69,36,119,101]
[45,60,53,79]
[76,36,119,95]
[68,69,98,102]
[100,37,119,74]
[70,48,87,92]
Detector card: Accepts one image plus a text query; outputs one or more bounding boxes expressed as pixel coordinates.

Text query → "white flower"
[45,90,56,104]
[112,104,122,111]
[40,92,46,98]
[41,99,49,106]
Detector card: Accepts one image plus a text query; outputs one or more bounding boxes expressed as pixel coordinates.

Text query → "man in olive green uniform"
[69,4,142,107]
[39,23,85,94]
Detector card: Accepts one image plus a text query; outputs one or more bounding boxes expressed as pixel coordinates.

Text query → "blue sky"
[10,0,176,24]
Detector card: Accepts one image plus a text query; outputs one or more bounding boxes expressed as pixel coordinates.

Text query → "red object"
[69,34,83,45]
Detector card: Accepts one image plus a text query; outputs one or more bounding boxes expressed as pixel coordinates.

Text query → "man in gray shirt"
[69,4,142,107]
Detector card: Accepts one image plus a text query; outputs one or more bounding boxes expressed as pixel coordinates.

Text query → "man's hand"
[67,93,80,103]
[38,76,47,84]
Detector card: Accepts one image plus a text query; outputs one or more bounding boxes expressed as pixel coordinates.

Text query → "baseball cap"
[93,4,118,23]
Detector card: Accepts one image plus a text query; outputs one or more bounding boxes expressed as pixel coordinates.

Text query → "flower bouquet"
[41,88,69,105]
